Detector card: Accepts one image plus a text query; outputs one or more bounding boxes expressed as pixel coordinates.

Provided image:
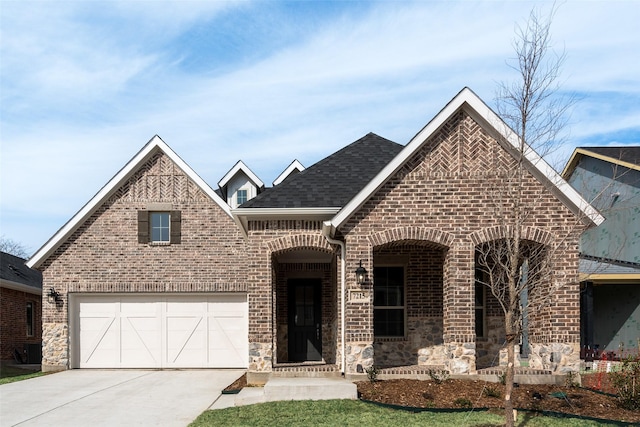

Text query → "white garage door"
[73,294,247,369]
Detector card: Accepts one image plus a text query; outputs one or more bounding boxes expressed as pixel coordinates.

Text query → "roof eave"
[579,273,640,284]
[218,160,265,189]
[232,207,340,235]
[1,279,42,295]
[563,148,640,178]
[272,159,305,186]
[561,148,583,178]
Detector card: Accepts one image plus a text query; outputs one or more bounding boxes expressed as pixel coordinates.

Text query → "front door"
[288,279,322,361]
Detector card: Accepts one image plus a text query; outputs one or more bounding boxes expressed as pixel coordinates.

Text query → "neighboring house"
[562,147,640,357]
[1,251,43,363]
[27,88,603,381]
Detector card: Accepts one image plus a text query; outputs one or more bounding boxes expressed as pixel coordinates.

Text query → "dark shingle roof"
[241,133,404,208]
[581,146,640,166]
[0,251,42,290]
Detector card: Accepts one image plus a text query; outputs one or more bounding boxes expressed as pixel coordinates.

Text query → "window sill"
[149,241,171,246]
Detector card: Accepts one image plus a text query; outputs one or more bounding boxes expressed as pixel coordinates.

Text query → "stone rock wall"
[248,342,273,372]
[528,342,580,374]
[346,342,374,372]
[41,322,68,371]
[374,317,445,367]
[445,342,476,374]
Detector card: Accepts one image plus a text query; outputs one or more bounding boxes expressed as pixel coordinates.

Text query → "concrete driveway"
[0,369,244,427]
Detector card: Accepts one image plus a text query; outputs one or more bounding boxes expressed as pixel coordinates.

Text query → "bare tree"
[0,235,31,259]
[477,5,579,426]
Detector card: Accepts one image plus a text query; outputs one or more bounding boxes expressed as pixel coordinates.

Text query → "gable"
[341,110,581,236]
[327,88,604,235]
[115,151,212,202]
[36,150,246,283]
[27,136,232,269]
[273,160,305,186]
[399,109,515,177]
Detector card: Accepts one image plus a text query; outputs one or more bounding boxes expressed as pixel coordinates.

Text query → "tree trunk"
[504,332,516,427]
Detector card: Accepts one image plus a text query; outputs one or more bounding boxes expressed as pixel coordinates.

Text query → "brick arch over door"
[469,225,554,246]
[266,234,335,255]
[367,226,454,249]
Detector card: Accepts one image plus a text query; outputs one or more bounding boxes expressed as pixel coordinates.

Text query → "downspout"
[322,221,346,375]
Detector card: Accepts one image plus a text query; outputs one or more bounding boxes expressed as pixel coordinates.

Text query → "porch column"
[442,241,476,373]
[247,249,273,385]
[344,244,374,376]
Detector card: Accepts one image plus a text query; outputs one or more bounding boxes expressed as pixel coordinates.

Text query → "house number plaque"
[349,290,368,303]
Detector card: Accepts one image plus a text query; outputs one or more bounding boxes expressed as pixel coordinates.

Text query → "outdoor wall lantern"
[47,287,63,305]
[355,260,367,286]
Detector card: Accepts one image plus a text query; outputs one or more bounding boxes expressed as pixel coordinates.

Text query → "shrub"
[365,365,380,383]
[454,397,473,408]
[609,355,640,410]
[483,386,501,398]
[428,369,449,384]
[565,371,580,388]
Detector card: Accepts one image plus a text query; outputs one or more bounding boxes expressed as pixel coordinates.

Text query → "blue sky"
[1,0,639,256]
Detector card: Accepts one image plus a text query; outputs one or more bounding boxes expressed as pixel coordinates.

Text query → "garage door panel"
[75,294,247,368]
[166,316,206,367]
[121,316,161,367]
[80,316,119,367]
[208,305,247,367]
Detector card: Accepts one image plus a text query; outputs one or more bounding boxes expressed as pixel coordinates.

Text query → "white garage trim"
[69,293,248,369]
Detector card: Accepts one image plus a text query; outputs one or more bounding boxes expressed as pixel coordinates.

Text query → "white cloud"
[1,0,639,252]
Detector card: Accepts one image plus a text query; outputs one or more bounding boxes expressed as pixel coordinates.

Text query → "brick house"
[27,88,603,380]
[1,251,43,363]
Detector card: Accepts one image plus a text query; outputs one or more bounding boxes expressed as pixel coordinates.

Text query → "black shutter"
[170,210,181,244]
[138,211,149,243]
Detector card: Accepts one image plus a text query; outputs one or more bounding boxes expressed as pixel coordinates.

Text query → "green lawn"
[0,362,45,385]
[190,400,620,427]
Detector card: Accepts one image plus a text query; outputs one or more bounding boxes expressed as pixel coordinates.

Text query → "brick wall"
[340,110,586,373]
[245,221,337,371]
[0,287,42,361]
[39,151,248,369]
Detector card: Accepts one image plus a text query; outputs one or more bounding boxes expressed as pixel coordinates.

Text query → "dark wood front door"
[288,279,322,361]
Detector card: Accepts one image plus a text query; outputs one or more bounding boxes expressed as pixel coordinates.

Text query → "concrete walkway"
[0,369,244,427]
[210,377,358,410]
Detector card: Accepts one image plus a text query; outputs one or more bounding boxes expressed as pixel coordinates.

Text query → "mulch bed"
[356,378,640,423]
[221,372,639,423]
[222,373,247,393]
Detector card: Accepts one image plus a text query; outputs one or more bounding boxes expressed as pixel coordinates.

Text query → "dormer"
[218,160,264,208]
[272,159,305,186]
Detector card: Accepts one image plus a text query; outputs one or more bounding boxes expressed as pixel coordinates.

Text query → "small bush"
[483,386,501,398]
[609,356,640,410]
[565,371,580,388]
[365,365,380,383]
[428,369,449,384]
[454,397,473,408]
[497,372,506,385]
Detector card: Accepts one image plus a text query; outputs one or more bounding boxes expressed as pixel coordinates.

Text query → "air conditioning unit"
[23,343,42,364]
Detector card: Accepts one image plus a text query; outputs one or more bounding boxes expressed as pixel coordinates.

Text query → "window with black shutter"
[138,210,181,244]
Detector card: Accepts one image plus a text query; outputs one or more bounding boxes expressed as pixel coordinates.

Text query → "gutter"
[322,221,346,375]
[1,280,42,295]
